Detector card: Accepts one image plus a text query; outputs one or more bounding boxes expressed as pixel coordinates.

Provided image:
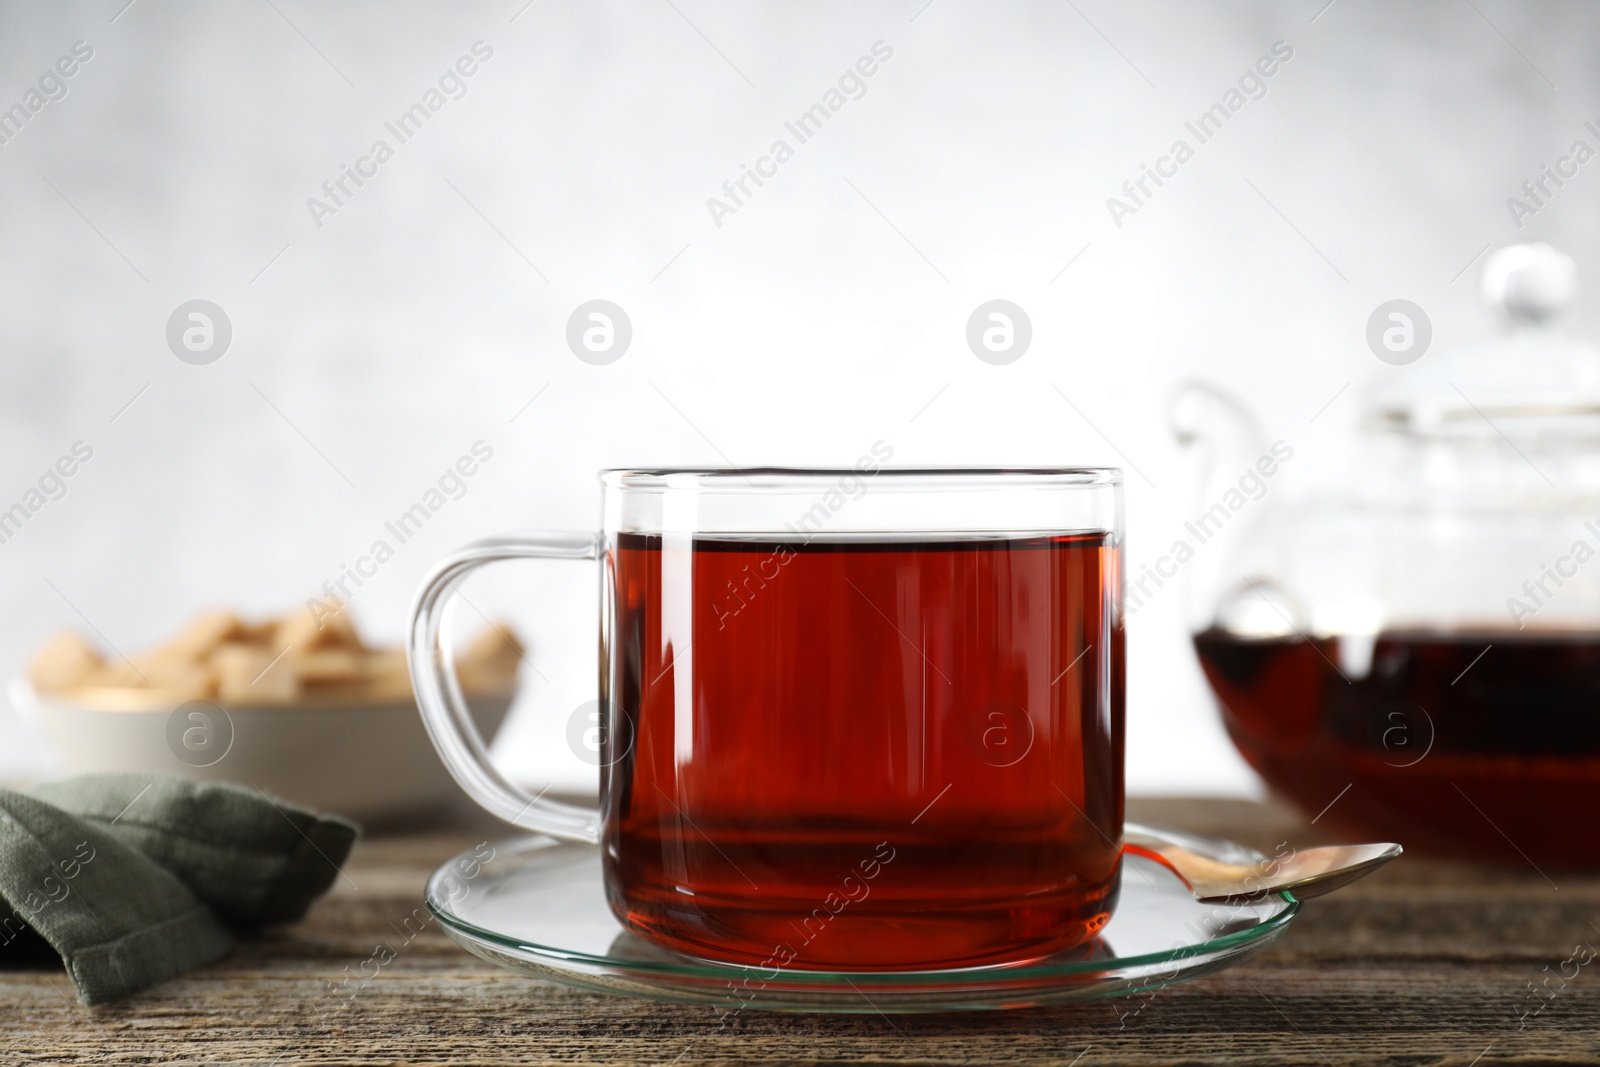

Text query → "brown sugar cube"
[157,609,248,663]
[274,600,365,654]
[27,631,105,693]
[460,623,524,673]
[294,649,364,687]
[315,608,364,651]
[360,648,413,701]
[130,651,218,701]
[97,658,152,689]
[213,643,298,705]
[457,624,524,693]
[164,669,217,702]
[236,618,280,646]
[272,606,322,651]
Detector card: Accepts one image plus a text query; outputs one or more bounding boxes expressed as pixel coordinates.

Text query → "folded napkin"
[0,773,358,1004]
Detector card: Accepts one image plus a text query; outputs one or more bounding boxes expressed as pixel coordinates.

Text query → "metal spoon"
[1124,822,1402,905]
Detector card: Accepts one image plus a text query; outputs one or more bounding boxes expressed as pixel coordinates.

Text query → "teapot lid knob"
[1481,242,1576,325]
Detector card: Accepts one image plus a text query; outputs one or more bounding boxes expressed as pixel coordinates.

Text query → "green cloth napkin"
[33,773,358,927]
[0,774,358,1005]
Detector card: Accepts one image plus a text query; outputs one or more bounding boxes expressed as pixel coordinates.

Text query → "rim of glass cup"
[601,466,1124,490]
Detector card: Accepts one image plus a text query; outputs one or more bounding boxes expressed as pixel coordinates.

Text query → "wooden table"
[6,797,1597,1065]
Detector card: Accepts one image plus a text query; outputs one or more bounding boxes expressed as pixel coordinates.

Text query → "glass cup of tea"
[408,466,1125,970]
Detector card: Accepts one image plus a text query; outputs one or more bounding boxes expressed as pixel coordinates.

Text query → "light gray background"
[0,0,1590,795]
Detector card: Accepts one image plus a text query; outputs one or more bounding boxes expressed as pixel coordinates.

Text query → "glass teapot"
[1176,243,1600,868]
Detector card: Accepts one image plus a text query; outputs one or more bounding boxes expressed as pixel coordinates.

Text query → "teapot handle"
[1170,380,1269,459]
[1168,381,1295,634]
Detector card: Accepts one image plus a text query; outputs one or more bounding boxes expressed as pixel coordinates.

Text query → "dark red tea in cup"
[600,531,1124,969]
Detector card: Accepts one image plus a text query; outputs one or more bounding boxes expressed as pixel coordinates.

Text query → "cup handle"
[408,532,603,843]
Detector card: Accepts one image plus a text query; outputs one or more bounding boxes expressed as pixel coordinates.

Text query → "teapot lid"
[1366,243,1600,441]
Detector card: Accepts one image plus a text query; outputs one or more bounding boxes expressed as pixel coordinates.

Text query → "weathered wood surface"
[5,797,1598,1065]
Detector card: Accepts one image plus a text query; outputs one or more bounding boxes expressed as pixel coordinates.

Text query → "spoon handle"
[1123,822,1403,904]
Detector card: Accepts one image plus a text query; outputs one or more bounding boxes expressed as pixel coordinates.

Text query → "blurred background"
[0,0,1591,797]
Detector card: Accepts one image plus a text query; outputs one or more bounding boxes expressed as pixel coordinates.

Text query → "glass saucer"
[425,830,1298,1014]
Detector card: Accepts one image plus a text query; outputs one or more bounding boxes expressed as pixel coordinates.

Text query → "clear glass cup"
[409,466,1125,969]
